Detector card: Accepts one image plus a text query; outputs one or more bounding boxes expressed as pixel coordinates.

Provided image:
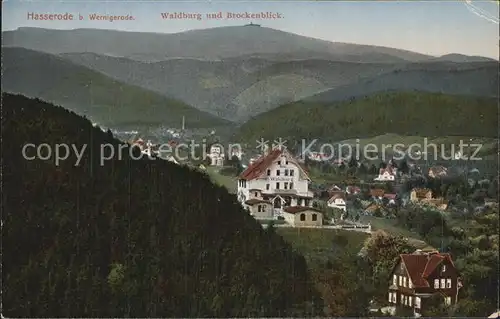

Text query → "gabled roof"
[379,165,397,175]
[239,149,281,180]
[238,148,309,181]
[412,188,432,198]
[397,251,456,288]
[328,191,346,203]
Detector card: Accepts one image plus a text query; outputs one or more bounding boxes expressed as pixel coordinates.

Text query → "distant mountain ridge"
[3,26,435,63]
[306,63,499,103]
[2,26,497,124]
[2,47,229,129]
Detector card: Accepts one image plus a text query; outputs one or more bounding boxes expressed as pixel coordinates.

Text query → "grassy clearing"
[206,167,237,193]
[358,216,430,249]
[277,228,369,265]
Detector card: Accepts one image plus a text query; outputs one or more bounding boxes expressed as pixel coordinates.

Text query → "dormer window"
[442,265,446,272]
[277,161,281,165]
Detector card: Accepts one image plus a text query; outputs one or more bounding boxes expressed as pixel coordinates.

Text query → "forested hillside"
[1,94,321,317]
[236,91,498,143]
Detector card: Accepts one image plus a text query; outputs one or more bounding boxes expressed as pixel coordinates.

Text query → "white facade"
[375,170,396,181]
[209,145,224,166]
[237,150,313,218]
[327,197,347,211]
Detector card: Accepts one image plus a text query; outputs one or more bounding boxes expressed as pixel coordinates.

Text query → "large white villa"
[237,148,314,219]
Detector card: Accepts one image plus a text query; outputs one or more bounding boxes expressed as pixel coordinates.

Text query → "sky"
[3,0,499,59]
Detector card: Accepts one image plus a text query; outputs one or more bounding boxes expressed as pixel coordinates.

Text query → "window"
[261,205,266,212]
[290,170,294,176]
[284,182,288,190]
[289,183,294,189]
[257,205,262,212]
[403,277,407,287]
[400,294,404,304]
[444,297,451,305]
[267,169,271,176]
[286,160,289,164]
[441,279,446,288]
[388,292,392,303]
[277,161,281,165]
[442,265,446,272]
[399,276,402,286]
[312,214,317,221]
[285,169,289,176]
[392,293,397,303]
[446,279,452,288]
[409,296,413,307]
[300,213,306,221]
[415,297,421,309]
[266,184,270,190]
[276,182,280,189]
[409,280,413,289]
[276,170,280,176]
[254,192,258,197]
[434,279,439,289]
[393,274,397,285]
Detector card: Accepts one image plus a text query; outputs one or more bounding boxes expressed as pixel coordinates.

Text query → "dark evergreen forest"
[1,93,322,317]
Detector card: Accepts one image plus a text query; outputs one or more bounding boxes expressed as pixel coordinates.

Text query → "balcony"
[261,189,314,198]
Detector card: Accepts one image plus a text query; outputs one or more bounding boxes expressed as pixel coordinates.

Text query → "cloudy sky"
[3,0,499,59]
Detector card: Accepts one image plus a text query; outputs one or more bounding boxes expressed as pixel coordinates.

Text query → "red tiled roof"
[384,194,397,200]
[347,186,361,193]
[239,149,309,181]
[399,252,455,288]
[239,149,282,180]
[328,191,346,203]
[283,206,321,214]
[245,199,271,205]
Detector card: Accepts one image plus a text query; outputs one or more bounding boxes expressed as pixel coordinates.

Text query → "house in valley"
[282,206,323,227]
[327,191,347,212]
[346,185,361,195]
[410,188,433,202]
[428,166,448,179]
[410,188,448,210]
[370,188,385,201]
[387,249,462,317]
[244,192,273,219]
[383,193,397,206]
[237,148,314,219]
[209,144,225,166]
[375,165,397,181]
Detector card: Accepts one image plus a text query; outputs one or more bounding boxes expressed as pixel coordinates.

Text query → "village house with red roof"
[387,249,462,317]
[237,147,314,220]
